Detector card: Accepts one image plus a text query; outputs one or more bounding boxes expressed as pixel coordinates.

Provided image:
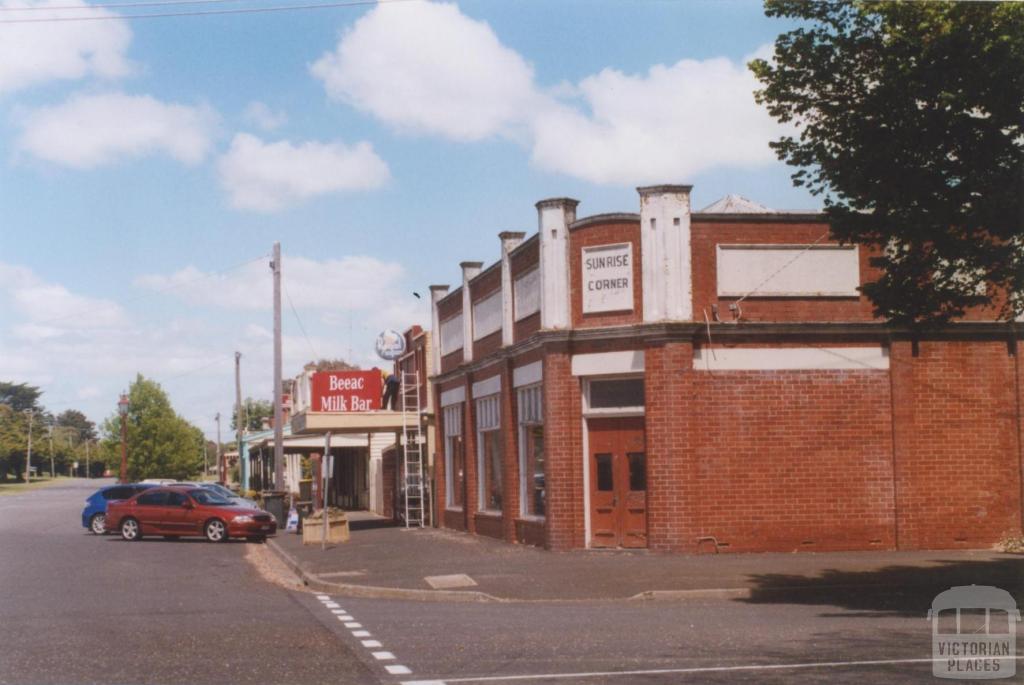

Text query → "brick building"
[429,186,1024,553]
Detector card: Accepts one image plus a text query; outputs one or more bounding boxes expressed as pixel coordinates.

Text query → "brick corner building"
[429,186,1024,554]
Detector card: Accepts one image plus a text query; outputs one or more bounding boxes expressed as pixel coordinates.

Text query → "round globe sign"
[375,329,406,361]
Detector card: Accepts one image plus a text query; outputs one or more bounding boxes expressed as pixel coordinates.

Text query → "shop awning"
[290,410,408,436]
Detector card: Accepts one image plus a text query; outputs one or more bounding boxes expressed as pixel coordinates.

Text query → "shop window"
[476,394,502,512]
[443,404,464,509]
[588,378,645,410]
[517,384,545,518]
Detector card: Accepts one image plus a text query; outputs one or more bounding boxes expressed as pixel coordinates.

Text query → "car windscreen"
[187,489,232,505]
[201,483,235,498]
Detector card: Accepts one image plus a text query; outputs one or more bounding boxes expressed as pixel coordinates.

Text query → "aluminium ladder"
[400,370,427,528]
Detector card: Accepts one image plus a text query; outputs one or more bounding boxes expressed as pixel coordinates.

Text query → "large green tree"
[751,1,1023,324]
[101,375,204,481]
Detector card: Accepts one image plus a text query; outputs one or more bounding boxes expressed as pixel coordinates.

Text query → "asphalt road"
[0,479,377,685]
[3,480,1019,684]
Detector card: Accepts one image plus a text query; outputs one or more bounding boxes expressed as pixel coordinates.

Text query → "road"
[1,480,1015,684]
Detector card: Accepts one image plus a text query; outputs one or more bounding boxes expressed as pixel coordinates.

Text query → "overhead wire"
[0,0,247,11]
[0,0,418,23]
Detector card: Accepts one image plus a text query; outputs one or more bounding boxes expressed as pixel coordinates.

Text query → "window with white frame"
[517,384,544,518]
[443,404,464,508]
[475,394,502,512]
[585,377,645,413]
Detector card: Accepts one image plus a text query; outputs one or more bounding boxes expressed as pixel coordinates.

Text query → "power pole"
[235,351,243,489]
[271,242,284,491]
[48,423,54,479]
[215,412,223,483]
[85,439,90,479]
[24,410,33,482]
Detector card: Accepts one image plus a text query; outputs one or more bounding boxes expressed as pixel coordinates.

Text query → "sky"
[0,0,817,439]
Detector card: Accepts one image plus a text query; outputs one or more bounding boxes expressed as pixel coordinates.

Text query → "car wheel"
[204,519,227,543]
[89,513,106,535]
[121,518,141,542]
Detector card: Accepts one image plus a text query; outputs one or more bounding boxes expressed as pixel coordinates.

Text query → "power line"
[0,0,246,11]
[284,283,318,361]
[0,0,417,23]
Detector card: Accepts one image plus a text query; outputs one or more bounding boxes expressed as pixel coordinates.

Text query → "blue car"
[81,483,157,535]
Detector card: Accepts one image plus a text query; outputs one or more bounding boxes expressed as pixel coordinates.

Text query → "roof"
[699,194,775,214]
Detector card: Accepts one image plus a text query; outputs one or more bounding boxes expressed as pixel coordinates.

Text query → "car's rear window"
[102,487,132,501]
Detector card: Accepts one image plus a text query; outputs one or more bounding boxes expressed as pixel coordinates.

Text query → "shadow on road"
[743,555,1024,617]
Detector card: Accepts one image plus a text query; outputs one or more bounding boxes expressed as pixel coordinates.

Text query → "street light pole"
[48,423,54,479]
[271,242,284,492]
[118,392,129,483]
[24,409,33,482]
[215,412,223,483]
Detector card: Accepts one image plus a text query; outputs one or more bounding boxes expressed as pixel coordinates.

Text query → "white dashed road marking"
[316,595,416,680]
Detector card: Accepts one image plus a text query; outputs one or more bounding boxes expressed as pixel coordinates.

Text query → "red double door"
[588,417,648,549]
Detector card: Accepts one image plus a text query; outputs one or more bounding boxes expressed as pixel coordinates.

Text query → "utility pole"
[48,423,54,479]
[271,242,284,491]
[24,409,33,482]
[215,412,223,483]
[85,439,90,479]
[235,351,243,489]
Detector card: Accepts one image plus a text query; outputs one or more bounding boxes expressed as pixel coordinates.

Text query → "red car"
[106,487,277,543]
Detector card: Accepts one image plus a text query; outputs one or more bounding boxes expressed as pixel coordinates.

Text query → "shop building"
[430,186,1024,553]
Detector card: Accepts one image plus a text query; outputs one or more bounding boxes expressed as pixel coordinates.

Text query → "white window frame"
[443,404,463,510]
[517,383,544,520]
[582,375,645,417]
[475,393,502,514]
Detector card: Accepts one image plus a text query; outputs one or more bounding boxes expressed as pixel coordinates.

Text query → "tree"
[0,382,42,413]
[304,358,359,372]
[100,374,204,481]
[231,397,274,432]
[750,1,1024,324]
[55,410,97,442]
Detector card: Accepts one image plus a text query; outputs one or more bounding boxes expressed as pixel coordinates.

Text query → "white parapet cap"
[439,385,466,408]
[472,374,502,398]
[512,361,542,388]
[693,346,890,371]
[571,350,645,376]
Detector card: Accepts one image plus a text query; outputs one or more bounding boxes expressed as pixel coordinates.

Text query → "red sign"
[311,371,381,412]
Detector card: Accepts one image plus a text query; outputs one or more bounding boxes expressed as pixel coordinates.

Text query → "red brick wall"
[891,340,1021,549]
[514,311,540,342]
[691,365,896,552]
[570,221,643,328]
[473,329,503,360]
[500,361,520,542]
[690,220,881,323]
[510,236,539,277]
[516,519,545,547]
[542,347,585,549]
[644,342,698,552]
[474,513,503,539]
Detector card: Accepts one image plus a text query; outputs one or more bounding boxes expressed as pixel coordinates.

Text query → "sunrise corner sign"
[375,329,407,361]
[582,243,634,314]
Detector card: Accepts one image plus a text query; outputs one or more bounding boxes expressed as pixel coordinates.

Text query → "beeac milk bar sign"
[311,371,381,412]
[582,242,633,314]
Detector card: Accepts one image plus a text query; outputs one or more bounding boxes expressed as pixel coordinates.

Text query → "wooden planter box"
[302,512,350,545]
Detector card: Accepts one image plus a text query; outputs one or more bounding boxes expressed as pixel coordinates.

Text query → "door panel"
[588,417,647,549]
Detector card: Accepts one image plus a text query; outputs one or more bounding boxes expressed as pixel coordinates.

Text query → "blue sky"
[0,0,815,438]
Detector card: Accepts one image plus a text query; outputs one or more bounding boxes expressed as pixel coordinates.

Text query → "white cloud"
[311,1,537,142]
[312,1,784,185]
[217,133,390,211]
[135,254,407,311]
[243,101,288,131]
[0,262,126,332]
[16,92,217,169]
[530,58,782,184]
[0,0,133,95]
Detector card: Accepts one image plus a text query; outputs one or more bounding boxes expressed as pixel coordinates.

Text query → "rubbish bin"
[261,491,286,527]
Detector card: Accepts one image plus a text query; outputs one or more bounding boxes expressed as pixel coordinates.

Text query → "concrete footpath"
[266,512,1024,602]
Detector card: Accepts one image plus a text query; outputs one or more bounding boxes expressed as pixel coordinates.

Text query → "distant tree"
[305,358,360,372]
[100,374,204,481]
[56,409,97,442]
[230,397,274,432]
[0,382,42,412]
[750,1,1024,324]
